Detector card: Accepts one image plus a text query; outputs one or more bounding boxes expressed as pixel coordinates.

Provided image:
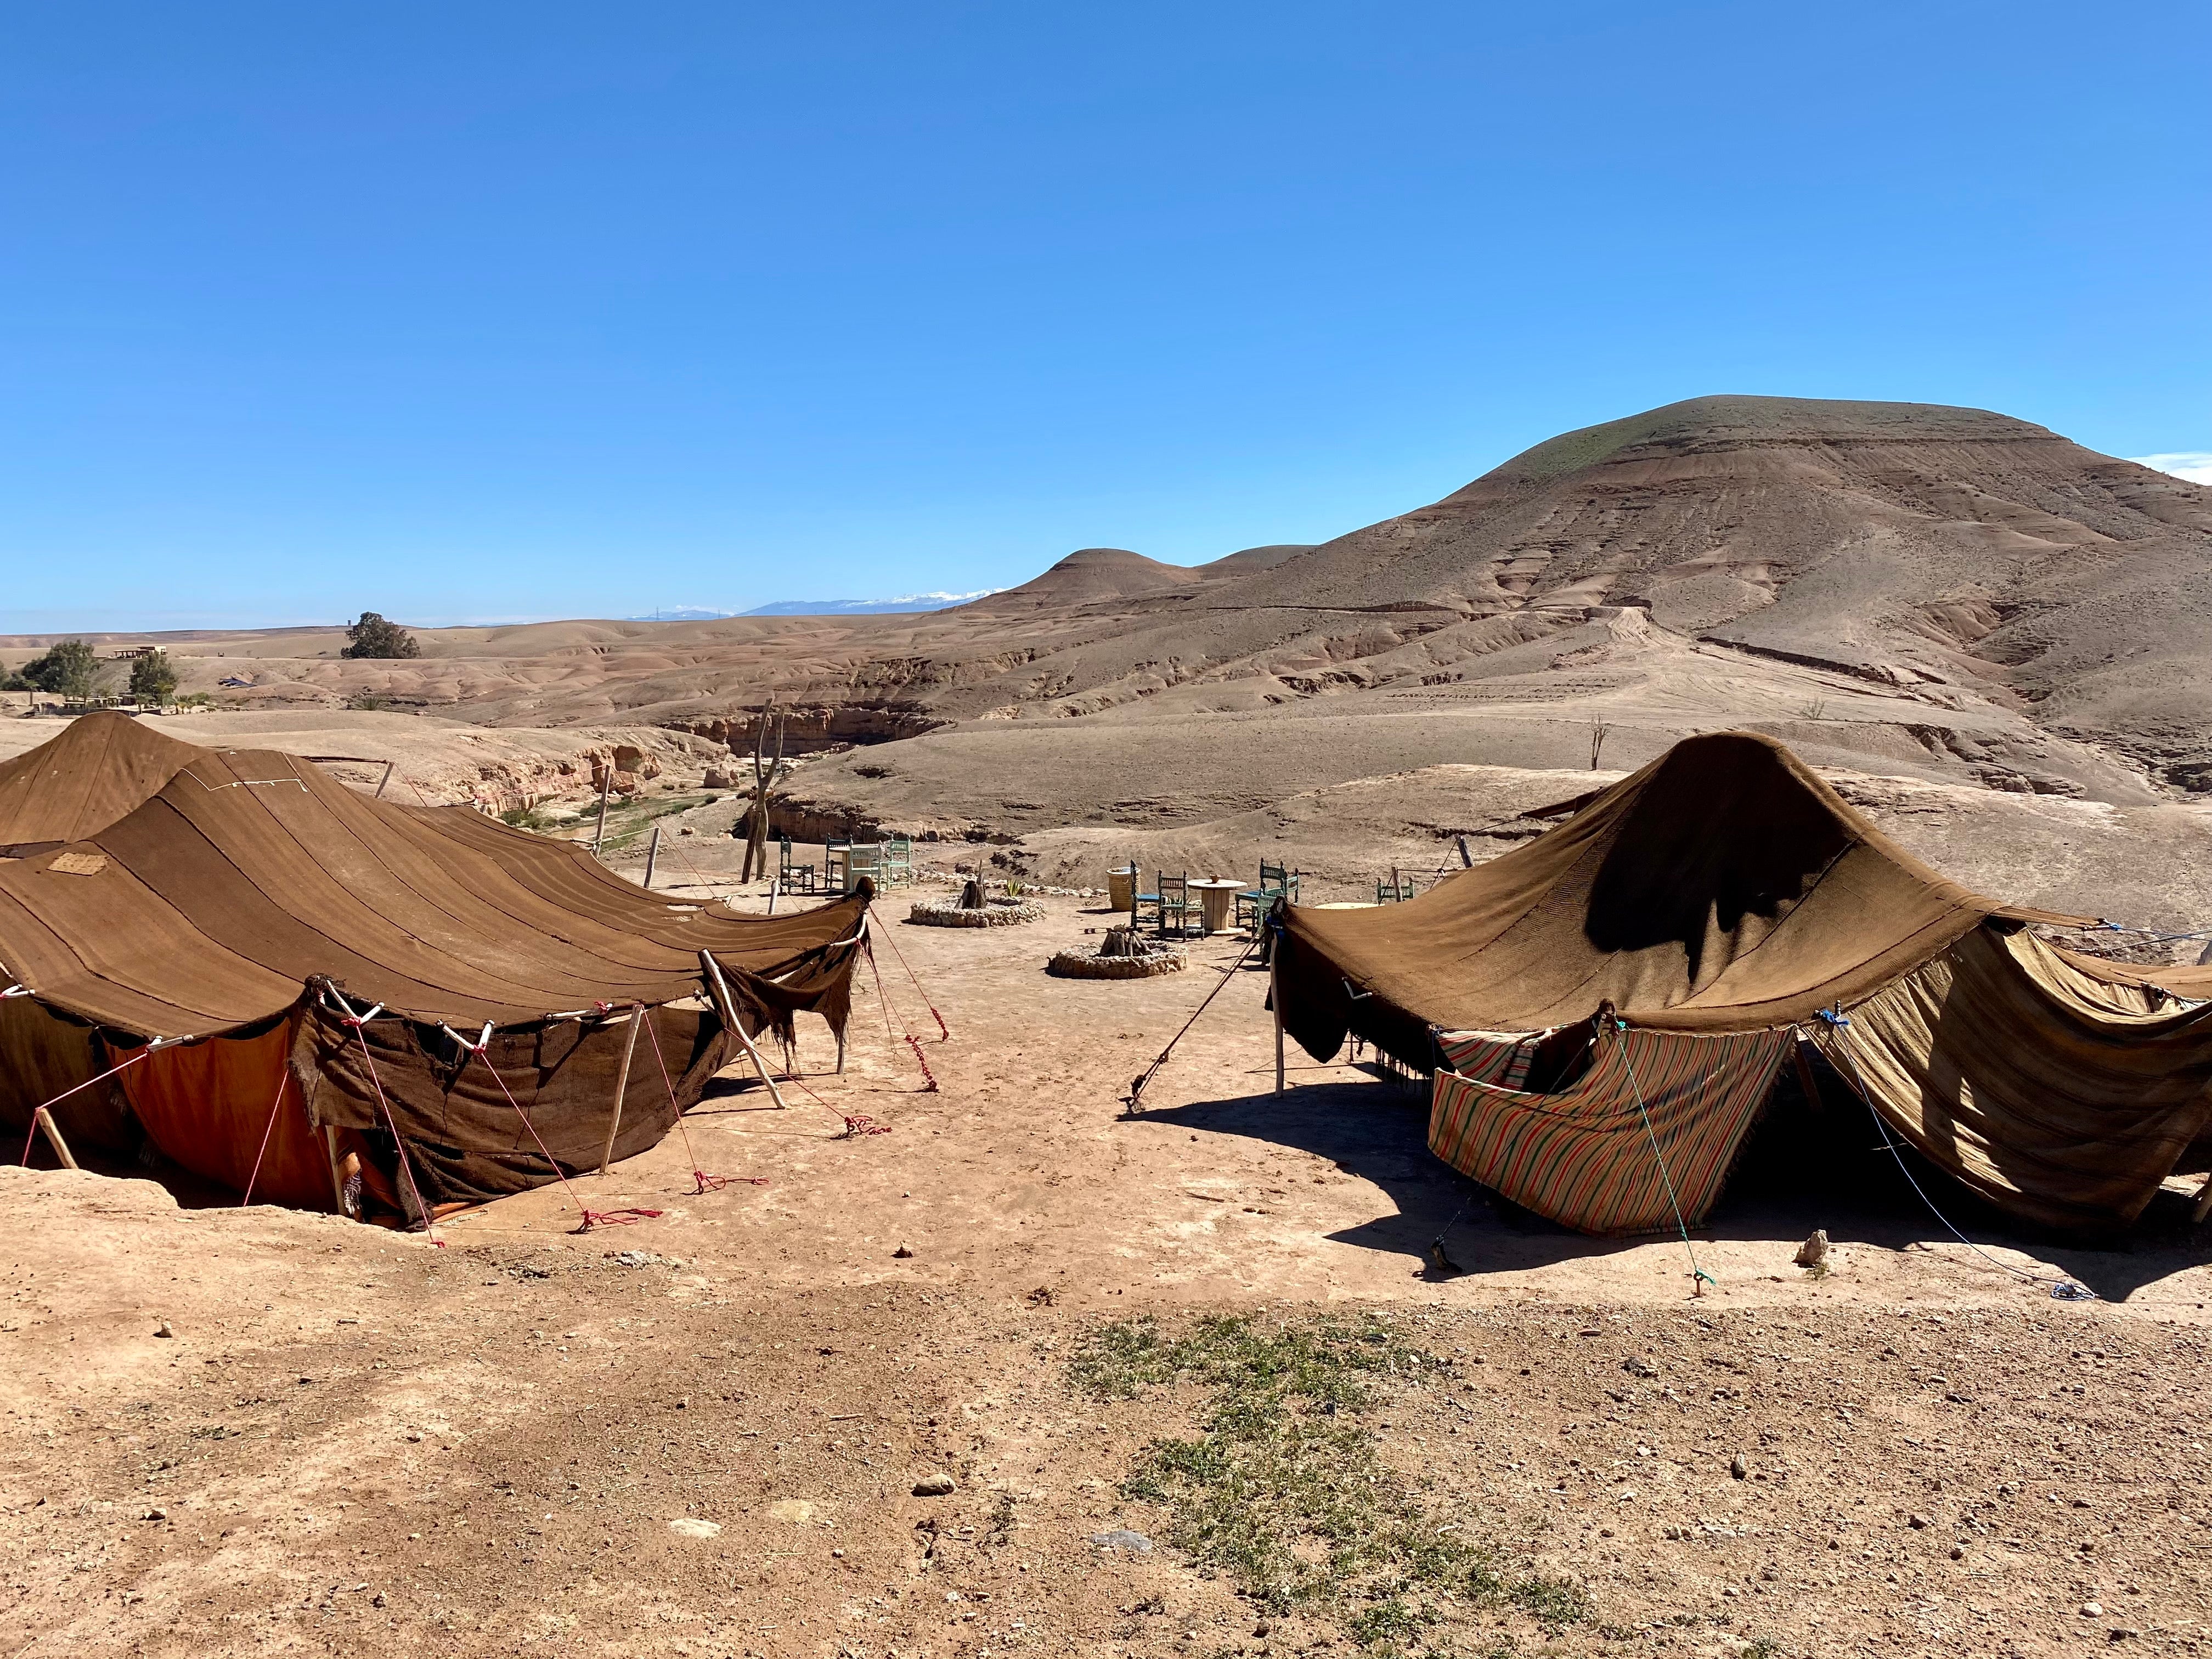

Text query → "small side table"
[1187,878,1248,935]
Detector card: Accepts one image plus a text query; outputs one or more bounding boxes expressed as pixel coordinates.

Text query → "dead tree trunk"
[738,706,788,883]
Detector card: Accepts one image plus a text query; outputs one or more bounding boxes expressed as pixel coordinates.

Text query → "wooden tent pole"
[1272,948,1285,1095]
[697,949,790,1111]
[599,1003,645,1175]
[30,1107,78,1170]
[644,826,662,890]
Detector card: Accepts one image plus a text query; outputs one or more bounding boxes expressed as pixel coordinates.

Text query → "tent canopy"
[0,713,863,1039]
[1277,730,2090,1064]
[1275,731,2212,1235]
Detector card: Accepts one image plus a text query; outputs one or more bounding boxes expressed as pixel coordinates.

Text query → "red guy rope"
[456,1033,661,1233]
[639,1006,765,1192]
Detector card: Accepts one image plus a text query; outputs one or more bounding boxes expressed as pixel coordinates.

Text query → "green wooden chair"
[1376,873,1416,904]
[1155,872,1200,939]
[1236,859,1300,933]
[883,836,913,888]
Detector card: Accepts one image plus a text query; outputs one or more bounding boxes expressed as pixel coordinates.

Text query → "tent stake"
[599,1003,645,1175]
[697,949,791,1110]
[29,1107,77,1170]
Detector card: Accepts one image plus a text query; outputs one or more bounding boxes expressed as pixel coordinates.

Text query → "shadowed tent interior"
[1276,732,2212,1236]
[0,714,868,1221]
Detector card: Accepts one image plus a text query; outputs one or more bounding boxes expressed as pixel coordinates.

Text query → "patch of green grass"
[499,804,562,832]
[1070,1314,1593,1654]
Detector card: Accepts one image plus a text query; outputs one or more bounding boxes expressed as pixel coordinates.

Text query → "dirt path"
[8,894,2212,1657]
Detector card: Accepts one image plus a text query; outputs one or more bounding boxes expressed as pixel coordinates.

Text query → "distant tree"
[0,669,30,692]
[129,648,179,705]
[20,639,100,702]
[342,613,421,660]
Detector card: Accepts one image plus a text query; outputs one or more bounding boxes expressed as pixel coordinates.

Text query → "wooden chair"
[847,842,885,891]
[1131,870,1163,933]
[777,837,819,894]
[1377,872,1415,904]
[825,839,851,894]
[1236,859,1300,934]
[1155,872,1199,939]
[883,836,913,888]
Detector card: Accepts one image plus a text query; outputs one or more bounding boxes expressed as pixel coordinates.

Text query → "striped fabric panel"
[1435,1027,1556,1088]
[1427,1025,1793,1237]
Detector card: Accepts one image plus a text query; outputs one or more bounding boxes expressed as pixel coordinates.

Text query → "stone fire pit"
[1047,925,1188,979]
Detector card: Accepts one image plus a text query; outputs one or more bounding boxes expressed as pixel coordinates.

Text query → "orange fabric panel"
[121,1022,332,1209]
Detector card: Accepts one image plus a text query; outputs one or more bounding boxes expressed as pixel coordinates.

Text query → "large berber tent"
[1275,732,2212,1237]
[0,714,867,1223]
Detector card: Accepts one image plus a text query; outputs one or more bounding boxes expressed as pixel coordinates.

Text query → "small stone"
[1730,1453,1748,1480]
[143,1507,166,1521]
[893,1244,915,1259]
[371,1593,386,1608]
[912,1472,955,1497]
[1949,1544,1964,1560]
[1795,1228,1831,1268]
[669,1518,721,1539]
[675,1396,689,1410]
[1908,1513,1931,1529]
[153,1322,174,1339]
[1091,1528,1152,1551]
[2081,1602,2104,1618]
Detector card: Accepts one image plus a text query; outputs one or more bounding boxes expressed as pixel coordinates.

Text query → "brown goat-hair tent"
[0,714,868,1221]
[1276,731,2212,1235]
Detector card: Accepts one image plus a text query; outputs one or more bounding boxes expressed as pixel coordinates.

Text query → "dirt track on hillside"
[9,895,2212,1657]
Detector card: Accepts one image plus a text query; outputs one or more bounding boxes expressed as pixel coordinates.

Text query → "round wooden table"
[1186,878,1248,935]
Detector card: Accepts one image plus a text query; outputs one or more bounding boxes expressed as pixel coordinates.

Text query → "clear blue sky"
[2,2,2206,630]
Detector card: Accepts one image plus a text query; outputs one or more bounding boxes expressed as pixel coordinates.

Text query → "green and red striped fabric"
[1427,1024,1792,1237]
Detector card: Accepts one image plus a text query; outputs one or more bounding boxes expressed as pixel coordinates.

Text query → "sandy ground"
[9,890,2212,1658]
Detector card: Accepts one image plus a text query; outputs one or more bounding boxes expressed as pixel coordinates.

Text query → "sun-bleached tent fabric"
[1807,928,2212,1231]
[0,714,869,1216]
[1429,1025,1793,1237]
[1276,730,2212,1234]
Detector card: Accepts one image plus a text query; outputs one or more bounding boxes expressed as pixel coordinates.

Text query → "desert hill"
[10,396,2208,837]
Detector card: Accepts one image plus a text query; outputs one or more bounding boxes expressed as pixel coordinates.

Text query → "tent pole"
[30,1107,78,1170]
[599,1003,645,1175]
[644,826,662,890]
[321,1125,347,1214]
[2194,1172,2212,1225]
[697,949,791,1111]
[1272,948,1285,1095]
[591,764,613,856]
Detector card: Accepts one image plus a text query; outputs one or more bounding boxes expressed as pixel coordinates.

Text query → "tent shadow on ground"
[1147,1071,2212,1305]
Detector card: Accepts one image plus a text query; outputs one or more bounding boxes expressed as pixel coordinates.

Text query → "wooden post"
[591,763,613,856]
[834,1026,847,1075]
[644,826,662,890]
[1272,950,1285,1095]
[29,1107,78,1170]
[375,760,396,799]
[697,949,790,1110]
[1791,1039,1827,1117]
[2194,1170,2212,1226]
[598,1004,645,1175]
[321,1124,347,1213]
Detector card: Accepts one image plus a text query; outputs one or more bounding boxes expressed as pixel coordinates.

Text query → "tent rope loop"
[872,922,951,1041]
[1603,1011,1716,1297]
[863,934,938,1094]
